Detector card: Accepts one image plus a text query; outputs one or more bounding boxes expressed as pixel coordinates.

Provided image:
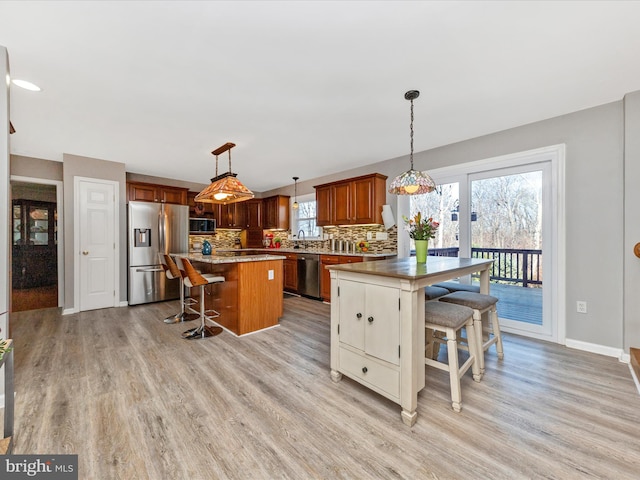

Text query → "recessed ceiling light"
[12,79,41,91]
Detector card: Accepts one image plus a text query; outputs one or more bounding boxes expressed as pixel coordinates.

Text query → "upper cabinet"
[263,195,290,230]
[314,173,387,226]
[219,202,247,229]
[187,191,217,218]
[245,199,263,229]
[128,181,188,205]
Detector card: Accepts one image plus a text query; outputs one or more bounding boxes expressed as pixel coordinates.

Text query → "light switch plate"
[268,270,274,280]
[376,232,388,240]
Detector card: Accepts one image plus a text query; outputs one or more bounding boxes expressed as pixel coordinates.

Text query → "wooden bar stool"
[424,301,482,412]
[439,291,504,375]
[174,256,225,340]
[159,254,199,324]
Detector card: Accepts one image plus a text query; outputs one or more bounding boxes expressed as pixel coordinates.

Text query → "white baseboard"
[565,338,626,362]
[119,301,128,307]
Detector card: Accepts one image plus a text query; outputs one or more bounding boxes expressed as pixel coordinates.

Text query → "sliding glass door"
[470,163,551,337]
[408,146,563,342]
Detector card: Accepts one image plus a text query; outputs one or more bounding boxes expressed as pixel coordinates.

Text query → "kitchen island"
[176,252,285,336]
[328,256,494,426]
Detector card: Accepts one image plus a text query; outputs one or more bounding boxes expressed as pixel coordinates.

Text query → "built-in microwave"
[189,218,216,234]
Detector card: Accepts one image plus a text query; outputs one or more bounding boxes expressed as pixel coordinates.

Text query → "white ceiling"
[2,1,640,192]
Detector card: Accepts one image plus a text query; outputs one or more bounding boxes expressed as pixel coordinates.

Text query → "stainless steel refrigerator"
[128,201,189,306]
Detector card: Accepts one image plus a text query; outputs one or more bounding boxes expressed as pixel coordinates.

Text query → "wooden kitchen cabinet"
[320,255,362,302]
[245,199,263,228]
[219,202,247,228]
[314,173,387,226]
[263,195,290,230]
[128,181,188,205]
[187,191,217,218]
[315,185,332,226]
[283,253,298,292]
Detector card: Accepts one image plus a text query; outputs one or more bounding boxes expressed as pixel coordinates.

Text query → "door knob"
[368,316,374,323]
[82,250,89,255]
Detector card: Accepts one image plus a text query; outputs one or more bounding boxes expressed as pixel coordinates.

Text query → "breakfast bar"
[328,256,494,426]
[175,252,285,336]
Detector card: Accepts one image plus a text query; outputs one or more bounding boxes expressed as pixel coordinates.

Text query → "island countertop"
[176,251,285,264]
[327,256,494,281]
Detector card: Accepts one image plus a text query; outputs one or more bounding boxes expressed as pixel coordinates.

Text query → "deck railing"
[428,247,542,287]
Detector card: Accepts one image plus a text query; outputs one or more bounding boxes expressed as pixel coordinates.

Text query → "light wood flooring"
[7,297,640,479]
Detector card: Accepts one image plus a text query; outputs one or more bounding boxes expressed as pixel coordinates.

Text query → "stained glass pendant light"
[388,90,436,195]
[195,142,254,204]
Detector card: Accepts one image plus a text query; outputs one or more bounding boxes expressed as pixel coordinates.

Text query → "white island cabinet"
[328,256,494,426]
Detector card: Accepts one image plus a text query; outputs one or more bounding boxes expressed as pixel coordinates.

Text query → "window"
[293,194,322,239]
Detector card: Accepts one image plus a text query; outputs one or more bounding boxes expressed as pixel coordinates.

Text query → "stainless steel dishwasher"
[297,253,320,298]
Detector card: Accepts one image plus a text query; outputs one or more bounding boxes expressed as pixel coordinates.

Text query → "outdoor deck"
[429,247,543,326]
[486,282,542,325]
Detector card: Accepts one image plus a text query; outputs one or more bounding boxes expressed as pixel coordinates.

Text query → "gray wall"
[10,154,63,181]
[62,153,127,310]
[624,91,640,352]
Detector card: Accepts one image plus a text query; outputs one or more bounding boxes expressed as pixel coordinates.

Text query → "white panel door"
[78,179,116,311]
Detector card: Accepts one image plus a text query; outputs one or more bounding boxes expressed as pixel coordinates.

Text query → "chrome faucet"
[298,229,306,249]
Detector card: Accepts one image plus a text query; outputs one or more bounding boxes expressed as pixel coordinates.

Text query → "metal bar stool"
[174,256,225,340]
[439,291,504,375]
[159,254,199,323]
[424,301,482,412]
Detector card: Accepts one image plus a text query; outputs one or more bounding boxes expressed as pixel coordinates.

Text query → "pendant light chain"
[409,97,415,170]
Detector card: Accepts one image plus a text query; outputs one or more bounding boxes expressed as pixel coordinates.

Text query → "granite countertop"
[327,256,494,280]
[214,248,397,258]
[176,252,286,264]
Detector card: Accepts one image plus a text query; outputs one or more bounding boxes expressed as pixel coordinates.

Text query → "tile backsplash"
[190,225,397,253]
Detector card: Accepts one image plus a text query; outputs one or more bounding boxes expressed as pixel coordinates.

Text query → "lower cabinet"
[320,255,362,302]
[335,280,401,399]
[283,253,298,293]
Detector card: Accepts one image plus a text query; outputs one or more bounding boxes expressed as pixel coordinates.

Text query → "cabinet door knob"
[362,367,368,373]
[356,313,362,319]
[368,316,374,323]
[82,251,89,255]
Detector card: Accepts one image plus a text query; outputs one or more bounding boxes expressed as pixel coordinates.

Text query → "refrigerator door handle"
[135,267,164,273]
[158,208,165,253]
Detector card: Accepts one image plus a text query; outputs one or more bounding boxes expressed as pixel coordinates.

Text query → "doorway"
[10,179,63,312]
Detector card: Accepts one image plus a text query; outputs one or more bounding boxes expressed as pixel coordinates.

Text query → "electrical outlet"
[576,301,587,314]
[366,232,373,240]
